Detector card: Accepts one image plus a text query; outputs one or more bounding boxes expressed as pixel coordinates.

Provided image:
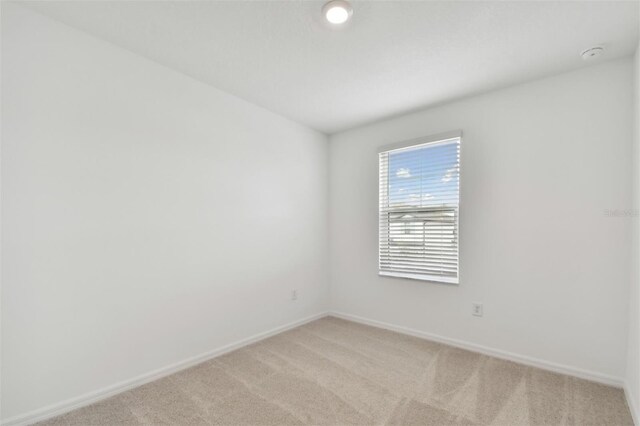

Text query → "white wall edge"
[2,312,329,426]
[330,311,624,388]
[626,383,640,426]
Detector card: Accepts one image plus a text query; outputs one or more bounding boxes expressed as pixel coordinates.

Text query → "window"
[379,132,461,284]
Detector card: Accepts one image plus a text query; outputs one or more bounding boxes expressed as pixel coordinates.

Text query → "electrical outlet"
[291,289,298,301]
[472,302,483,317]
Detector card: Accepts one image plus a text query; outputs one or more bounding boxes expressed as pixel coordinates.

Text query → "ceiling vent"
[580,47,604,60]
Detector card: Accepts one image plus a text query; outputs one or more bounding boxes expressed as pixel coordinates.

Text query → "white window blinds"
[379,133,461,284]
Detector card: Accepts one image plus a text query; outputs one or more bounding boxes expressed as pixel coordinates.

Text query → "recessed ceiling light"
[581,46,604,61]
[322,0,353,25]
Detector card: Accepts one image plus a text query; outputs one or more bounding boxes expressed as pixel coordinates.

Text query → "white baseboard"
[330,311,624,388]
[2,312,329,426]
[625,384,639,426]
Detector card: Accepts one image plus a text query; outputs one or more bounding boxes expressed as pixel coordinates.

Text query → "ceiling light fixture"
[322,0,353,25]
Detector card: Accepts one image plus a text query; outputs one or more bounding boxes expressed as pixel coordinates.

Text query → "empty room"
[2,0,640,425]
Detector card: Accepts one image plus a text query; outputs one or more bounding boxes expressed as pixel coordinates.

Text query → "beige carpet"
[37,316,633,425]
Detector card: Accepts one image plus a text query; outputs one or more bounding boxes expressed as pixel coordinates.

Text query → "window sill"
[379,271,459,285]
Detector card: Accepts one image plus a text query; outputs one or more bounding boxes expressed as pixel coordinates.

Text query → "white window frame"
[378,130,461,285]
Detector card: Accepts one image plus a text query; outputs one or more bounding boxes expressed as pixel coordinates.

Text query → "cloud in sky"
[441,167,456,183]
[396,168,411,178]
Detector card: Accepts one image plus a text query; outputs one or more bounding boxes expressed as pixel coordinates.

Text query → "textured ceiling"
[18,0,640,134]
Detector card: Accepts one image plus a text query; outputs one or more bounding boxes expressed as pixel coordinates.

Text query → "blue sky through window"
[388,140,459,208]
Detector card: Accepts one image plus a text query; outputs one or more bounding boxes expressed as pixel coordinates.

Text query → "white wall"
[330,58,633,382]
[1,4,329,421]
[626,41,640,424]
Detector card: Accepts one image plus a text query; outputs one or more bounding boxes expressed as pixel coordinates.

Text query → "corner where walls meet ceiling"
[18,0,640,134]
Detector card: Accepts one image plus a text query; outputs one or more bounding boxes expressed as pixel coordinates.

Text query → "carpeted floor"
[37,316,633,425]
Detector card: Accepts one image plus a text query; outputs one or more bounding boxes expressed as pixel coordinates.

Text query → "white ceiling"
[19,0,640,134]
